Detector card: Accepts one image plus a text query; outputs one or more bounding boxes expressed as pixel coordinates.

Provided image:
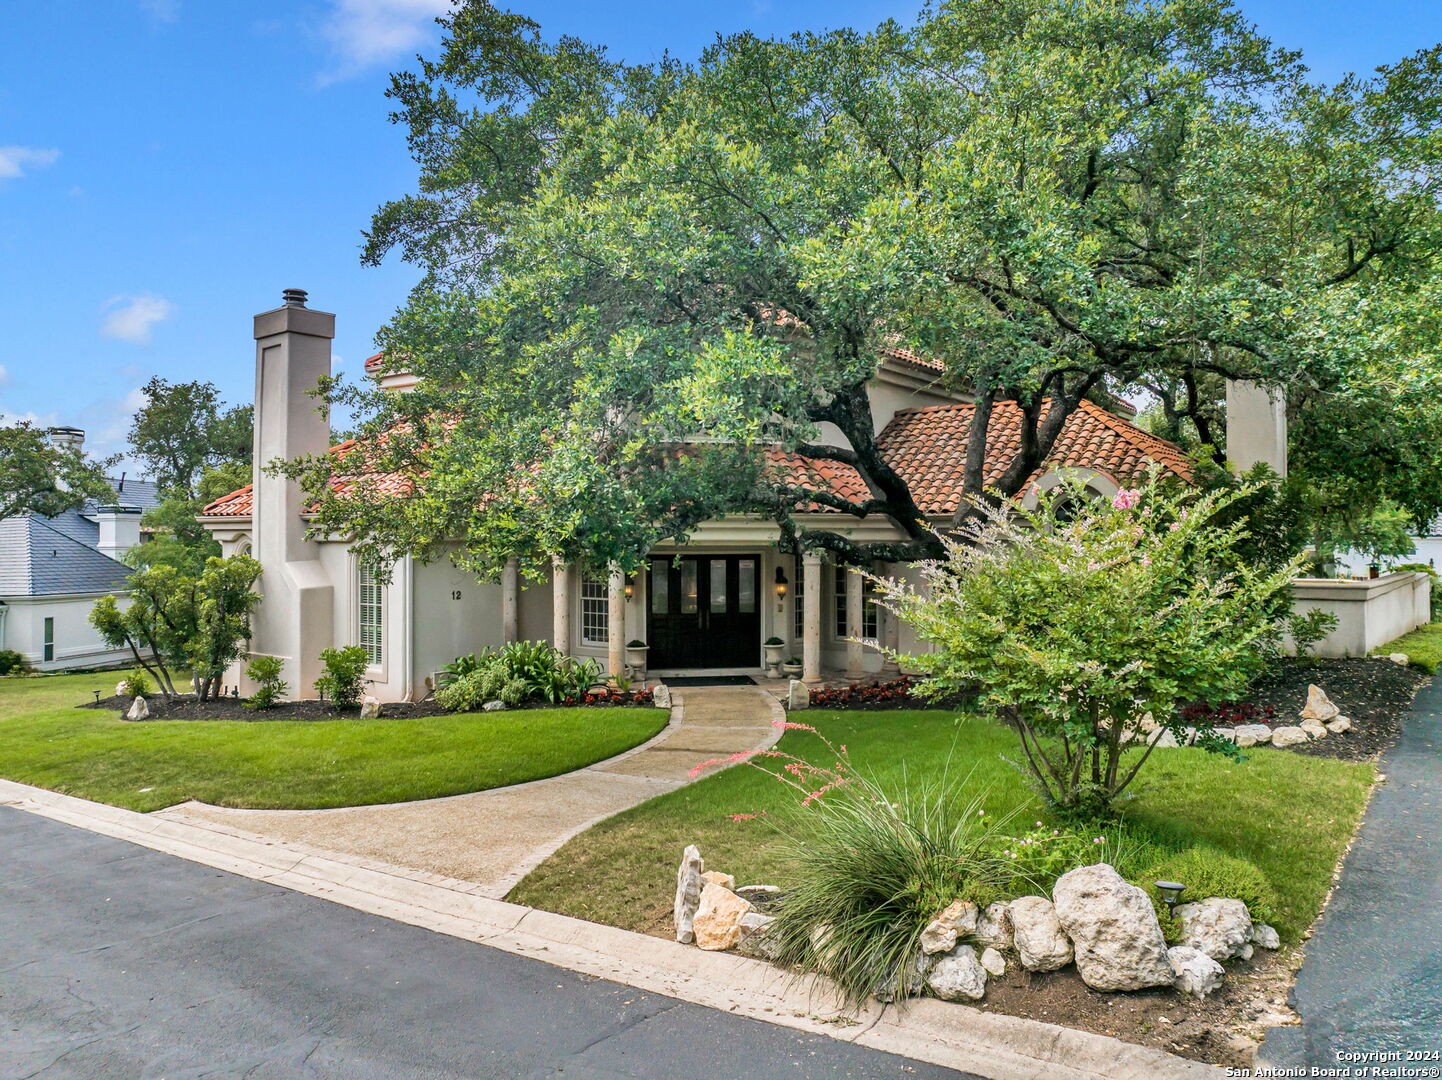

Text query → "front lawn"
[510,709,1374,943]
[0,673,668,812]
[1374,622,1442,674]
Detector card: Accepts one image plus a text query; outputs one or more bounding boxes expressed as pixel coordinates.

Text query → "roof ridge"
[29,515,128,570]
[1073,399,1191,466]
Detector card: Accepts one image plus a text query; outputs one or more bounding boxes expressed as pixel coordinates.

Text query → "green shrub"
[244,654,288,710]
[435,665,507,712]
[1141,847,1279,941]
[120,669,152,699]
[0,649,28,676]
[314,645,369,709]
[984,824,1165,901]
[435,642,600,709]
[437,652,482,688]
[500,677,529,707]
[1286,608,1339,659]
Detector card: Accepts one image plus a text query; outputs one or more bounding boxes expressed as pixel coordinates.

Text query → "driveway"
[1258,675,1442,1068]
[0,806,974,1079]
[153,686,781,897]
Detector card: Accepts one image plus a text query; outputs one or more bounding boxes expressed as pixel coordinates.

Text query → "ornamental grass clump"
[874,473,1305,819]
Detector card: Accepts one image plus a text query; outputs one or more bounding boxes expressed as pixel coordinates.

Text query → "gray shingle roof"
[0,509,131,598]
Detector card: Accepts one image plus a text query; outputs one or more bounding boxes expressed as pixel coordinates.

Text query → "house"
[200,291,1255,702]
[0,430,159,671]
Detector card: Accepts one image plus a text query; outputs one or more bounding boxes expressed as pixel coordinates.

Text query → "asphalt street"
[0,805,974,1079]
[1259,676,1442,1069]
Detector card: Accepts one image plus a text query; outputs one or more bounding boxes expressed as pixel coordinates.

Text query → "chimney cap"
[46,425,85,437]
[282,288,309,308]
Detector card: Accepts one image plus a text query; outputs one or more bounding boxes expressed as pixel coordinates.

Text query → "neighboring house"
[0,437,159,670]
[200,292,1216,702]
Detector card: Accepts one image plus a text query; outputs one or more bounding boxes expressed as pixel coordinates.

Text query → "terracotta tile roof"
[200,437,415,517]
[201,399,1190,520]
[363,352,385,372]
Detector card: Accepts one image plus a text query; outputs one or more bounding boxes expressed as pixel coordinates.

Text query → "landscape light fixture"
[92,689,102,704]
[1154,881,1187,915]
[774,567,789,598]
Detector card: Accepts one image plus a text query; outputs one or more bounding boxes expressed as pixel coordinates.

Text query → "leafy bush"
[244,654,288,710]
[315,645,369,709]
[435,666,508,712]
[500,677,529,707]
[985,824,1164,903]
[1179,700,1278,726]
[1286,608,1340,659]
[437,652,482,688]
[119,669,152,699]
[877,474,1304,818]
[433,642,601,710]
[1142,847,1279,940]
[0,649,28,676]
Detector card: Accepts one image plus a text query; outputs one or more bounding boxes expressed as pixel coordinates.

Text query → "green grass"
[1373,622,1442,673]
[509,709,1373,943]
[0,672,668,812]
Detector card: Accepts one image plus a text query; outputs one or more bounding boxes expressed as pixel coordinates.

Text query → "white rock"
[674,844,704,943]
[1299,719,1328,740]
[1009,896,1074,972]
[1234,724,1273,748]
[1137,711,1160,733]
[114,680,128,698]
[1270,726,1310,748]
[1301,684,1340,722]
[359,695,381,719]
[1052,864,1174,991]
[1251,924,1281,950]
[693,882,754,951]
[735,884,781,903]
[1149,728,1180,748]
[1168,945,1225,998]
[786,679,809,710]
[1239,943,1254,960]
[980,947,1007,977]
[482,700,507,712]
[702,870,735,889]
[1388,653,1409,666]
[1327,716,1353,734]
[125,696,149,721]
[1175,897,1253,961]
[874,951,934,1003]
[975,903,1013,948]
[920,900,980,955]
[736,911,780,960]
[1209,727,1236,743]
[926,945,988,1001]
[653,683,672,710]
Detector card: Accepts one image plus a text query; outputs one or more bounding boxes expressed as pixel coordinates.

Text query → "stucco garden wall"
[1289,571,1431,657]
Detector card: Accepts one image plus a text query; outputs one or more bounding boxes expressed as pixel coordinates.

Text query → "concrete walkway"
[1258,676,1442,1068]
[156,685,782,898]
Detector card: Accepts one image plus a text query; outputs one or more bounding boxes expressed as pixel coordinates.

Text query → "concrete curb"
[0,777,1219,1080]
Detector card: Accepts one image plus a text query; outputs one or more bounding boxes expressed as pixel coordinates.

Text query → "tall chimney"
[96,505,143,561]
[1225,381,1287,477]
[250,289,337,698]
[45,426,85,453]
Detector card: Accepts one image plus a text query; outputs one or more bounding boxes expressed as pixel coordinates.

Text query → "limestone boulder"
[693,882,754,951]
[1299,719,1328,739]
[1327,716,1352,734]
[980,947,1007,977]
[1052,864,1174,991]
[1251,924,1281,950]
[975,903,1013,949]
[125,696,149,722]
[1270,726,1310,748]
[1301,685,1340,722]
[1168,945,1225,998]
[1175,897,1253,961]
[874,951,934,1003]
[359,696,381,719]
[482,700,507,712]
[674,845,705,943]
[736,911,781,960]
[926,945,988,1001]
[1388,653,1410,666]
[1149,728,1180,748]
[653,683,672,710]
[702,870,735,889]
[1009,896,1073,972]
[1233,724,1272,748]
[786,679,809,710]
[920,899,979,955]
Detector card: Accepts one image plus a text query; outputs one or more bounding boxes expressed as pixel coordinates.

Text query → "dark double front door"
[647,555,760,669]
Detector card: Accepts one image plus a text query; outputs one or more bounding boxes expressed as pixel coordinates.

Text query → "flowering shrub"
[874,473,1305,818]
[808,677,918,709]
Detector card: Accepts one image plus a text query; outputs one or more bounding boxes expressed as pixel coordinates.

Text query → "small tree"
[315,646,369,709]
[875,476,1303,819]
[244,654,288,710]
[0,421,115,521]
[90,555,262,701]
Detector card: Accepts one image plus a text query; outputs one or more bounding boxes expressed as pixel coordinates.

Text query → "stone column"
[501,559,520,644]
[1225,380,1287,477]
[880,563,901,674]
[607,567,626,679]
[845,566,865,679]
[551,556,571,656]
[803,551,824,685]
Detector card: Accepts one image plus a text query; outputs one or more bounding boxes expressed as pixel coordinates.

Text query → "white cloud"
[0,146,60,182]
[100,295,177,346]
[139,0,179,21]
[319,0,450,83]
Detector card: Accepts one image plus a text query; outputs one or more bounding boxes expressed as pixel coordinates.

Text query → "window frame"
[580,569,610,647]
[357,562,385,667]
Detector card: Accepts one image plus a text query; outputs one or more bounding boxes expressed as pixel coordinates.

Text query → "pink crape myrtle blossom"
[1112,488,1141,510]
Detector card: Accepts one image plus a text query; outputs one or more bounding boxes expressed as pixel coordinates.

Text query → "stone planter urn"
[763,638,786,677]
[781,659,803,679]
[625,640,649,678]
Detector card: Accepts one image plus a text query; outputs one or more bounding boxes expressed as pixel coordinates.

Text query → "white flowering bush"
[876,474,1303,818]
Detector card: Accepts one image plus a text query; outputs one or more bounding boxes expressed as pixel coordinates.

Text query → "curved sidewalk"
[155,685,783,898]
[1258,675,1442,1067]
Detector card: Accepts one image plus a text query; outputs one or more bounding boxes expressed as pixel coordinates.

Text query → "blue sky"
[1,0,1438,473]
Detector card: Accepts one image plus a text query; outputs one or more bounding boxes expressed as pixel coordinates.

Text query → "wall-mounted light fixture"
[774,566,789,598]
[623,575,635,600]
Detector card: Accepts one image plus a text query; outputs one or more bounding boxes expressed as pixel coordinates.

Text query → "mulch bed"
[80,690,657,721]
[1221,656,1429,762]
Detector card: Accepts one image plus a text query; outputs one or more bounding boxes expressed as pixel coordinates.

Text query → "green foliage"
[244,654,288,710]
[435,642,603,710]
[434,665,508,712]
[0,421,116,521]
[1142,847,1280,940]
[91,555,263,701]
[983,824,1165,904]
[437,652,483,688]
[1372,622,1442,674]
[120,669,151,699]
[1286,608,1340,659]
[314,646,370,709]
[127,377,252,498]
[878,475,1304,817]
[1393,564,1442,622]
[500,678,529,708]
[0,650,28,676]
[1309,499,1417,568]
